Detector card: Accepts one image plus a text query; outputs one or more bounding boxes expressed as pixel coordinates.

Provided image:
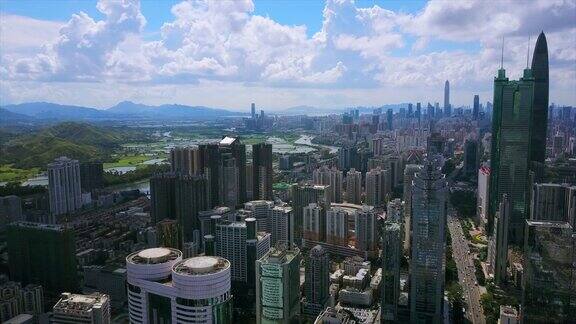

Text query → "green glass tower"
[530,32,549,167]
[488,66,535,244]
[7,222,78,293]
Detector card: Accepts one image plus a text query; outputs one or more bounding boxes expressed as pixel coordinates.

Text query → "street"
[448,212,486,324]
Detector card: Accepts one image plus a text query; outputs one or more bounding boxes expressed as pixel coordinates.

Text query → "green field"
[0,165,40,183]
[103,154,161,169]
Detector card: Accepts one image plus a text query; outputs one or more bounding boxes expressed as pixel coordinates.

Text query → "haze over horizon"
[1,0,575,110]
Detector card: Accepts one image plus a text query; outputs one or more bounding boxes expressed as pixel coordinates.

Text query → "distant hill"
[0,107,34,125]
[1,101,245,123]
[0,122,125,168]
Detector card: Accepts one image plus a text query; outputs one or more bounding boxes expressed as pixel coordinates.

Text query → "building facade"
[48,156,82,219]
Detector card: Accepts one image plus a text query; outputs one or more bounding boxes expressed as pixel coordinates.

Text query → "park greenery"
[481,282,519,324]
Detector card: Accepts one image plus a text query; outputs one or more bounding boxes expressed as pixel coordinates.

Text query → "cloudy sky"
[0,0,574,111]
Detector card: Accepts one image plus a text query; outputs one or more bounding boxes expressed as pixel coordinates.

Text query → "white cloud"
[0,0,575,108]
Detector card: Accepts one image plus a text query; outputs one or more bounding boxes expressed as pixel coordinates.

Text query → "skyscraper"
[48,156,82,220]
[150,173,178,223]
[464,138,480,177]
[302,245,330,317]
[365,167,390,207]
[268,206,293,246]
[444,80,451,116]
[488,64,535,244]
[7,222,78,293]
[473,94,480,120]
[170,147,199,176]
[403,164,421,253]
[346,168,362,204]
[175,175,208,241]
[256,244,301,324]
[409,159,447,323]
[531,183,576,227]
[381,220,401,323]
[530,31,549,167]
[220,137,247,204]
[387,109,393,130]
[493,195,510,285]
[521,220,575,323]
[253,143,273,201]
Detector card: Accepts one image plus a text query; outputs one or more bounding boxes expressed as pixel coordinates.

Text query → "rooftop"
[173,256,230,276]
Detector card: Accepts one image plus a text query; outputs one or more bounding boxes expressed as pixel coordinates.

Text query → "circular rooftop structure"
[128,247,181,265]
[126,248,183,282]
[173,256,230,276]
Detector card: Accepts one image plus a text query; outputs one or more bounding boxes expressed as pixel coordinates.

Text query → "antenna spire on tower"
[500,36,504,69]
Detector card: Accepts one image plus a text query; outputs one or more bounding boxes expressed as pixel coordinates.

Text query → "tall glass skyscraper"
[488,66,535,244]
[530,32,549,167]
[444,80,451,116]
[409,158,447,323]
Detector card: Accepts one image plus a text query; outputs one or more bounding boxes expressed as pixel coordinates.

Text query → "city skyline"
[1,0,575,110]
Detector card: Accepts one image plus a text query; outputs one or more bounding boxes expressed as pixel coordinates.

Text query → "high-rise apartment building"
[126,248,233,323]
[7,222,77,293]
[303,203,325,242]
[220,153,240,208]
[0,195,22,230]
[313,166,343,203]
[52,292,110,324]
[403,164,421,253]
[387,109,393,130]
[409,159,447,323]
[156,219,182,250]
[381,221,401,323]
[253,143,273,201]
[214,218,271,284]
[346,168,362,205]
[489,65,535,244]
[256,245,301,324]
[0,278,43,322]
[245,200,274,232]
[268,206,293,246]
[79,161,104,192]
[220,137,247,204]
[150,173,178,223]
[355,206,376,252]
[291,184,331,244]
[326,207,348,246]
[48,156,82,220]
[170,146,199,175]
[365,167,390,207]
[521,220,575,323]
[302,245,330,316]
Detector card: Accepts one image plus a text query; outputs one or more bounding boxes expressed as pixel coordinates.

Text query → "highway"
[448,211,486,324]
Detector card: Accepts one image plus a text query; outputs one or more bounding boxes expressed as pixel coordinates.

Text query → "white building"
[268,206,293,246]
[48,157,82,221]
[313,166,344,203]
[126,248,233,323]
[244,200,274,232]
[52,292,110,324]
[477,165,490,226]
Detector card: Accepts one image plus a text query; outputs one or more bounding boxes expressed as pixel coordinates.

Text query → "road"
[448,212,486,324]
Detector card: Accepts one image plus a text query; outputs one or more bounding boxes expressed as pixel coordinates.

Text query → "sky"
[0,0,575,111]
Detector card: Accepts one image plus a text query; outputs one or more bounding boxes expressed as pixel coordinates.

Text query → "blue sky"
[0,0,574,110]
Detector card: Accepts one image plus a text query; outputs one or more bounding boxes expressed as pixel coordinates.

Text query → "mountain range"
[1,101,247,122]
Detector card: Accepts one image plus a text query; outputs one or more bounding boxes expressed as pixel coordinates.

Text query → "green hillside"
[0,122,126,168]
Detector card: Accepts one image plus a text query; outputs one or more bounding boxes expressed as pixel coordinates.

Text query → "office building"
[409,159,447,323]
[292,184,331,244]
[253,143,273,201]
[530,32,549,167]
[79,162,104,192]
[256,244,301,324]
[220,137,247,204]
[521,220,575,323]
[473,94,480,120]
[7,222,77,293]
[365,167,390,207]
[444,80,451,116]
[48,156,82,219]
[82,266,127,309]
[477,165,490,226]
[302,245,330,317]
[493,195,510,285]
[464,138,480,177]
[489,64,535,244]
[381,221,401,323]
[170,146,198,176]
[215,218,271,284]
[313,166,343,203]
[531,183,576,226]
[52,292,110,324]
[268,206,293,246]
[346,168,362,204]
[126,248,233,323]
